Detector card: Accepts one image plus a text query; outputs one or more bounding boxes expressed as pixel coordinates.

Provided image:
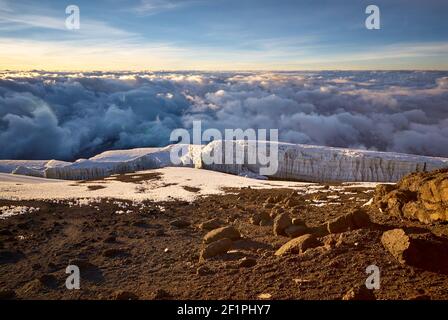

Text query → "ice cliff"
[200,141,448,182]
[43,145,199,180]
[1,141,447,183]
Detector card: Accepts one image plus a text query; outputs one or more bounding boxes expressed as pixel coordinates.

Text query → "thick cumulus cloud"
[0,70,447,160]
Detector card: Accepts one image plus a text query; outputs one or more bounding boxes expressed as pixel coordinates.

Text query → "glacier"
[0,141,447,183]
[200,141,448,182]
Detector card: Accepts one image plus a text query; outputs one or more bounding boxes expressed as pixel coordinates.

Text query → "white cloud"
[1,70,447,160]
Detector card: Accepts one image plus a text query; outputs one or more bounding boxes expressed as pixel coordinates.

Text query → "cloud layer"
[1,70,447,160]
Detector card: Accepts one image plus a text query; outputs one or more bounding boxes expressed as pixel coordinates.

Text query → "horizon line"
[2,69,448,73]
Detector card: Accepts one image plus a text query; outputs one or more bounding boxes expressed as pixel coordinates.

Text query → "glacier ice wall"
[43,145,200,180]
[1,141,447,182]
[199,141,448,183]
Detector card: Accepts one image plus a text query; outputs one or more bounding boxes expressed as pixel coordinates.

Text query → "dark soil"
[1,185,448,300]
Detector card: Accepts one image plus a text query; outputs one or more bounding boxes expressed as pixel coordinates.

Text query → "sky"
[0,0,447,71]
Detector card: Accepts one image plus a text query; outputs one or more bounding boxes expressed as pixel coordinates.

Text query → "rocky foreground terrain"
[0,169,447,300]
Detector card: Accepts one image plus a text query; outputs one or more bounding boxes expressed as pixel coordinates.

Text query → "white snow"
[0,167,315,202]
[0,205,40,219]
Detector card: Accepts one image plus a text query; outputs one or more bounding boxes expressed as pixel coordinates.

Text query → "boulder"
[326,208,372,234]
[381,228,448,272]
[273,213,292,236]
[198,218,223,230]
[200,238,233,260]
[374,184,396,204]
[374,168,448,223]
[381,229,417,264]
[203,226,241,244]
[284,225,309,238]
[275,234,320,256]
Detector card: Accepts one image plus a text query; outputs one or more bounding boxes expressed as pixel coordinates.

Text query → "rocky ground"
[1,170,448,300]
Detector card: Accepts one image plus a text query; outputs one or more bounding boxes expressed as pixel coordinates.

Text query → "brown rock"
[284,225,309,238]
[383,229,448,273]
[200,238,233,260]
[275,234,320,256]
[203,226,241,244]
[386,190,417,216]
[326,208,372,234]
[374,184,396,204]
[381,229,417,264]
[249,212,270,226]
[374,168,448,223]
[273,212,292,236]
[198,218,223,230]
[381,229,438,267]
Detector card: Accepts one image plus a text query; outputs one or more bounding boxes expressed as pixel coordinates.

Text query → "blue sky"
[0,0,447,70]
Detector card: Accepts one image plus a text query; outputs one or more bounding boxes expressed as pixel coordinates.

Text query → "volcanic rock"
[374,168,448,223]
[200,238,233,260]
[275,234,320,256]
[273,213,292,236]
[198,218,223,230]
[326,208,372,234]
[203,226,241,244]
[284,225,309,238]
